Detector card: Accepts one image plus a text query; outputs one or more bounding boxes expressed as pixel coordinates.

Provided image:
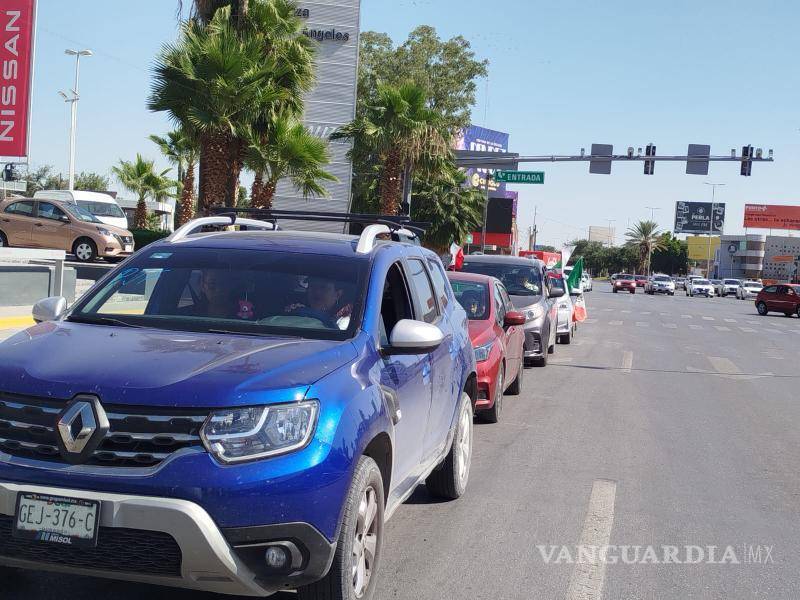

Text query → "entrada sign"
[494,170,545,184]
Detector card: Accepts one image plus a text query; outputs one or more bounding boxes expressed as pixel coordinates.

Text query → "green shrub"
[131,229,170,250]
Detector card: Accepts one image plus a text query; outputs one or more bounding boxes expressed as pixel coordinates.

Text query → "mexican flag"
[567,257,588,322]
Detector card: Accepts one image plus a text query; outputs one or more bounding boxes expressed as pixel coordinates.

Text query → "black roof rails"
[208,207,429,236]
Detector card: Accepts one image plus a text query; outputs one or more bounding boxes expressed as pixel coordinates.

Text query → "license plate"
[13,493,101,548]
[124,244,133,252]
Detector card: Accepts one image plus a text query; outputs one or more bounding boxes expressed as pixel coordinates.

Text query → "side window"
[37,202,67,221]
[380,263,414,346]
[493,284,506,326]
[763,286,778,294]
[499,284,514,311]
[427,258,450,310]
[407,258,438,324]
[5,201,34,216]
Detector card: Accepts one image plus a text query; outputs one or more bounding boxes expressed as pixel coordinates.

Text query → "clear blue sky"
[27,0,799,246]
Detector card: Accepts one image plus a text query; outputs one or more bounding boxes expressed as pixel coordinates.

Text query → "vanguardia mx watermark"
[537,545,774,565]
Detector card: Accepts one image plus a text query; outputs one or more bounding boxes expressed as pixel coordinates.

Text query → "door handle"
[34,222,43,227]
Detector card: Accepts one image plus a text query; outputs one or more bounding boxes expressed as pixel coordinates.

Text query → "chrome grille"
[0,392,206,467]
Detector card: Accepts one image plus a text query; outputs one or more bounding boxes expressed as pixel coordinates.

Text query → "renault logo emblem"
[55,396,110,464]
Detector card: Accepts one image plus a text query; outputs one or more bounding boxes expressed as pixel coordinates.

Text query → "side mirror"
[504,311,526,327]
[384,319,444,355]
[32,296,67,323]
[549,287,565,299]
[60,215,70,223]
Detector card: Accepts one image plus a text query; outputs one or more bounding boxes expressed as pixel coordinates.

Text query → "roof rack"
[167,214,275,243]
[208,208,430,254]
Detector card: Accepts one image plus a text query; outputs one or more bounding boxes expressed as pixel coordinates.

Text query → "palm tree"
[626,220,666,274]
[244,115,337,209]
[332,82,450,215]
[112,155,173,229]
[150,129,200,225]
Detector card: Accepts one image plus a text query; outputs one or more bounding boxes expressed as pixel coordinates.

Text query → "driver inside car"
[285,276,353,330]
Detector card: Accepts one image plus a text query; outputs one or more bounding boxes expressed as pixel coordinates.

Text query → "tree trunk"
[379,150,404,215]
[134,194,148,229]
[252,177,276,209]
[225,138,244,208]
[199,131,233,213]
[178,160,196,226]
[251,170,264,205]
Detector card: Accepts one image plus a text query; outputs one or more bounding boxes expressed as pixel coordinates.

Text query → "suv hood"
[0,322,357,408]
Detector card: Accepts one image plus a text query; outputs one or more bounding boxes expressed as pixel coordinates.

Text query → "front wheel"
[426,392,473,500]
[73,238,98,262]
[482,364,504,424]
[0,230,8,248]
[757,302,768,316]
[506,360,523,396]
[298,456,385,600]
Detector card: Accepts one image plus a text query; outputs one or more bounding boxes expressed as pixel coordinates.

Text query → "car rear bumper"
[0,480,335,596]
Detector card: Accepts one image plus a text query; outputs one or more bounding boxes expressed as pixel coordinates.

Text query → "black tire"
[558,330,572,345]
[0,230,7,247]
[506,360,523,396]
[298,456,385,600]
[797,306,800,318]
[784,312,793,317]
[426,392,473,500]
[72,238,98,262]
[757,302,768,316]
[482,364,503,424]
[613,288,617,293]
[630,290,635,294]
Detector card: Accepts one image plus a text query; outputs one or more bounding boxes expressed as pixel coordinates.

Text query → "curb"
[0,316,34,329]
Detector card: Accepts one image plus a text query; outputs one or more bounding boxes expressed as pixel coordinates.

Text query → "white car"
[737,280,763,299]
[645,274,675,295]
[716,278,741,297]
[581,273,593,292]
[687,278,715,297]
[549,276,577,344]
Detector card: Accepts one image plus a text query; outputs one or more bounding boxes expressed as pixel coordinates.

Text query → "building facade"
[714,234,800,282]
[271,1,361,230]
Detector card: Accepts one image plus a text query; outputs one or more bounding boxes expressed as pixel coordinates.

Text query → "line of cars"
[611,273,765,300]
[0,214,587,600]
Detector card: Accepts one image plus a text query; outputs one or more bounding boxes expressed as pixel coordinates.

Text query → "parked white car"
[548,276,577,344]
[716,278,741,297]
[737,280,763,299]
[687,278,715,297]
[581,273,593,292]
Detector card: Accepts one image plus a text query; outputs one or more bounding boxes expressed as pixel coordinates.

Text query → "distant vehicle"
[635,275,647,287]
[581,273,593,292]
[33,190,129,230]
[547,275,577,344]
[710,279,723,292]
[737,280,763,299]
[687,278,715,297]
[613,273,636,294]
[756,284,800,317]
[716,278,741,297]
[459,255,561,367]
[645,274,676,295]
[675,277,687,290]
[448,272,526,422]
[0,197,134,262]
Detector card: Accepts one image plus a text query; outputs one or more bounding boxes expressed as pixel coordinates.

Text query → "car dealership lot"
[3,281,799,600]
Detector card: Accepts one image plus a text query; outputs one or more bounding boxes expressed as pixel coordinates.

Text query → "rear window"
[450,280,489,320]
[461,262,543,296]
[654,276,671,282]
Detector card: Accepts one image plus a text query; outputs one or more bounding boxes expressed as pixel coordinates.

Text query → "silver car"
[460,255,562,367]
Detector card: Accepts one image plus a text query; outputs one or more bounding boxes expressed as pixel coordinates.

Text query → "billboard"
[687,236,721,261]
[744,204,800,231]
[0,0,36,160]
[674,201,726,235]
[454,125,510,193]
[588,226,615,245]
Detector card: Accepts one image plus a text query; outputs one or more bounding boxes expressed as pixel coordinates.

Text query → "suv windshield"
[619,274,635,280]
[77,200,126,219]
[460,262,542,296]
[70,247,367,340]
[724,279,740,285]
[654,276,671,282]
[450,280,489,320]
[695,279,710,285]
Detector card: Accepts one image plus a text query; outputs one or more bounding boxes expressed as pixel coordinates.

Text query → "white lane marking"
[724,318,737,323]
[765,329,784,335]
[714,326,731,332]
[621,310,632,314]
[640,311,652,315]
[603,308,614,312]
[740,327,757,333]
[746,320,760,325]
[566,480,617,600]
[702,316,715,321]
[635,322,649,327]
[621,351,633,373]
[609,321,623,326]
[681,314,693,319]
[662,323,677,329]
[688,324,703,330]
[659,312,670,316]
[708,356,740,375]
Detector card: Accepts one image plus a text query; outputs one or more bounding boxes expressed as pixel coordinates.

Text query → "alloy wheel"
[352,485,379,598]
[456,401,473,486]
[76,243,93,261]
[493,365,504,418]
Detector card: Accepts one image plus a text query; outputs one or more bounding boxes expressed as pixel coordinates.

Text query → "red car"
[613,274,637,294]
[635,275,647,287]
[755,283,800,317]
[448,272,526,423]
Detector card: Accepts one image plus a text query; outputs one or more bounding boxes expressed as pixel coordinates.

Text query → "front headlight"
[201,401,319,464]
[97,227,114,237]
[524,305,544,322]
[473,341,494,363]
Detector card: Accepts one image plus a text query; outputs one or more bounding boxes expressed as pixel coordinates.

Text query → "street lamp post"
[645,206,661,221]
[703,182,725,278]
[61,49,92,191]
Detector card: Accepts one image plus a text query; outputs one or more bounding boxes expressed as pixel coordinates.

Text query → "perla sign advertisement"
[674,201,726,235]
[272,1,361,230]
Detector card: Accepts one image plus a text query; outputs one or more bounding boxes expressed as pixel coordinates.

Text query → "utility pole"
[606,219,616,247]
[481,169,491,253]
[704,182,725,278]
[645,206,661,221]
[61,49,92,191]
[530,206,538,251]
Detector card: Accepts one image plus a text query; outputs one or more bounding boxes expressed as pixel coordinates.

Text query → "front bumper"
[0,480,334,596]
[522,319,545,358]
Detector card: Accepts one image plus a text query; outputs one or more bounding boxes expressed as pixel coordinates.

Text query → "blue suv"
[0,215,477,600]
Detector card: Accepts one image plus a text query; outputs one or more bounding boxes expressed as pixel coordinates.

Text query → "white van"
[33,190,129,230]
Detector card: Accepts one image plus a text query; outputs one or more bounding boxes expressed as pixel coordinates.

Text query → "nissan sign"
[0,0,36,160]
[674,201,726,235]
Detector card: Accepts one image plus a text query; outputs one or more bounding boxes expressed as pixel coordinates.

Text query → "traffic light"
[741,145,753,177]
[2,164,15,182]
[644,144,656,175]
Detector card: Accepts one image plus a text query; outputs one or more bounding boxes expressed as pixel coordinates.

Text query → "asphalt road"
[4,284,799,599]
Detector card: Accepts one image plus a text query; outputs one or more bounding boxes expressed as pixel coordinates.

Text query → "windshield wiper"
[67,315,144,328]
[207,329,266,338]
